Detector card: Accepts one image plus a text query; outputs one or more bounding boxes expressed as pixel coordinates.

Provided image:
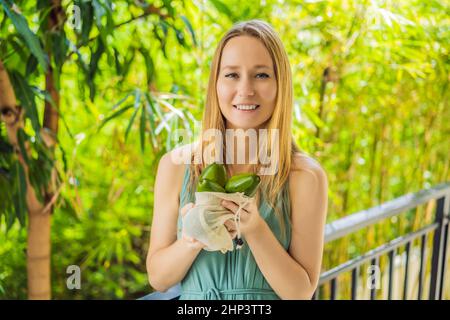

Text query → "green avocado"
[197,179,226,193]
[225,173,261,197]
[199,163,227,187]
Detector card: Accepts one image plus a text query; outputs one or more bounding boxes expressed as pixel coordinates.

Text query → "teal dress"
[177,165,292,300]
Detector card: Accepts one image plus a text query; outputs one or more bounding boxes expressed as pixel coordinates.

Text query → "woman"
[147,19,328,300]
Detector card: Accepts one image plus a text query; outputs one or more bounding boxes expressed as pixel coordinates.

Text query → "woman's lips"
[232,105,260,112]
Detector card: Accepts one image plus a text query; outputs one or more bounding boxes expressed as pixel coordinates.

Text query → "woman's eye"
[224,73,269,79]
[225,73,238,78]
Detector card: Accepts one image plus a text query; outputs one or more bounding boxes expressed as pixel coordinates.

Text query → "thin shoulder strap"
[179,164,192,207]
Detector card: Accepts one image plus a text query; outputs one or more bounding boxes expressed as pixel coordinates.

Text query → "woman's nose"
[237,79,255,97]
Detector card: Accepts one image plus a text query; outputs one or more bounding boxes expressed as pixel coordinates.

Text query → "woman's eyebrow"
[221,64,271,70]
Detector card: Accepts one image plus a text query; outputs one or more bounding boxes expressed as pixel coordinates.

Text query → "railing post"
[439,217,449,299]
[439,192,450,300]
[429,195,447,300]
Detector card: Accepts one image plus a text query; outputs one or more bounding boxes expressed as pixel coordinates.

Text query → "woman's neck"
[223,122,269,176]
[224,134,259,176]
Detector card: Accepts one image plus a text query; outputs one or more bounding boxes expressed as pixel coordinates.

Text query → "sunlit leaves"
[0,0,48,71]
[98,89,197,153]
[9,70,40,133]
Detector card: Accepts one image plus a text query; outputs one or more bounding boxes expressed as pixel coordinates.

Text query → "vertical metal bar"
[429,196,446,300]
[439,216,449,300]
[370,258,378,300]
[403,241,411,300]
[351,266,359,300]
[330,278,337,300]
[418,233,427,300]
[388,249,395,300]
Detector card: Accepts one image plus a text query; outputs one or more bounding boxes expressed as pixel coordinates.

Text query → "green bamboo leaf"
[113,47,121,75]
[0,0,48,71]
[144,93,157,148]
[67,39,89,73]
[12,160,27,227]
[9,36,27,61]
[92,0,106,40]
[58,143,68,173]
[155,20,169,58]
[121,48,135,77]
[6,200,15,231]
[51,30,68,71]
[124,105,139,143]
[138,48,154,85]
[146,93,166,128]
[30,86,74,140]
[172,25,186,47]
[209,0,233,19]
[92,0,114,46]
[25,53,38,76]
[111,91,133,111]
[180,15,197,47]
[124,90,141,142]
[16,128,29,165]
[9,71,40,133]
[88,38,105,100]
[97,104,134,132]
[78,0,94,43]
[139,101,146,152]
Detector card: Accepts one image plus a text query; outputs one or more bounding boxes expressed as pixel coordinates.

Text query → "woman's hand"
[180,202,207,250]
[221,198,265,237]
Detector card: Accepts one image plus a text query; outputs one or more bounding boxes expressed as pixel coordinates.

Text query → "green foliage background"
[0,0,448,299]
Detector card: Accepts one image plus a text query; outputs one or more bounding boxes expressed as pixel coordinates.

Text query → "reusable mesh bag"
[182,191,254,253]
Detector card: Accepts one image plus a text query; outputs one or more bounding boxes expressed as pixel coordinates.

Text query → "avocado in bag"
[225,173,261,197]
[197,179,226,193]
[199,163,227,187]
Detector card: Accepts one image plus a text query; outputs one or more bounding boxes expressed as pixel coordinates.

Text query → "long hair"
[186,19,304,242]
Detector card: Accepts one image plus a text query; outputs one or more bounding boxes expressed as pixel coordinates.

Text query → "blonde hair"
[186,19,304,243]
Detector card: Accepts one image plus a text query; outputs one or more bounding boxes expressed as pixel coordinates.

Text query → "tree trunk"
[0,60,53,299]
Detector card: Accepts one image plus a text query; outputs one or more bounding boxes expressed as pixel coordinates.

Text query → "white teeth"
[234,104,258,110]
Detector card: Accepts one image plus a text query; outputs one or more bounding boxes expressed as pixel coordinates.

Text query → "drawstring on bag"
[232,194,251,249]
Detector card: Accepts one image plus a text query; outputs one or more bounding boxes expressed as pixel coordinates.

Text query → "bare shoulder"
[159,142,196,168]
[291,153,327,178]
[289,152,328,191]
[288,152,328,224]
[157,143,196,198]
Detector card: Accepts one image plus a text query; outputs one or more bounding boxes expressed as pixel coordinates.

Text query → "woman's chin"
[225,122,261,130]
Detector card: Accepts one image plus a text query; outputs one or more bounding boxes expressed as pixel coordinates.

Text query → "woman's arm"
[243,157,328,299]
[146,151,203,292]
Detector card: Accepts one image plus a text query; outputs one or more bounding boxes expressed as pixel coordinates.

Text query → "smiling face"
[216,35,277,130]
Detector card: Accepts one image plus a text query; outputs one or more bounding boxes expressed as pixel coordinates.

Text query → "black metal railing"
[314,182,449,300]
[140,182,450,300]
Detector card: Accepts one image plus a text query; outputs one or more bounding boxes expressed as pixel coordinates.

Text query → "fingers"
[221,200,237,213]
[224,219,236,231]
[221,200,248,214]
[181,202,194,216]
[224,220,237,239]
